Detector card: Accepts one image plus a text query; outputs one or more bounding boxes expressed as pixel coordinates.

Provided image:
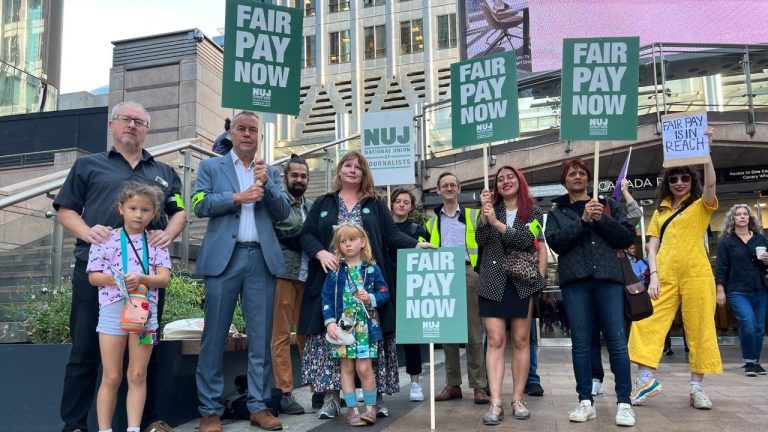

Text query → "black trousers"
[60,260,165,431]
[403,344,423,376]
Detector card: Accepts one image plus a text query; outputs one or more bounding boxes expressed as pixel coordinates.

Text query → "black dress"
[479,279,531,318]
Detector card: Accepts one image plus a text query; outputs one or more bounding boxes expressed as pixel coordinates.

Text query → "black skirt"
[479,277,531,318]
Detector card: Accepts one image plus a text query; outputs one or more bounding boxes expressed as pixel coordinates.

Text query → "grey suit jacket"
[193,155,290,277]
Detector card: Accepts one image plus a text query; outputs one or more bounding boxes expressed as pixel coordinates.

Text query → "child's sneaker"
[359,409,377,425]
[630,377,662,405]
[346,409,366,427]
[568,400,596,422]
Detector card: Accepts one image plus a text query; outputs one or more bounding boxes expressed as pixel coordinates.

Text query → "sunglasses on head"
[668,174,691,184]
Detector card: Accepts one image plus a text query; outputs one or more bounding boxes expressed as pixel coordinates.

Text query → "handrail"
[272,133,360,165]
[0,134,361,211]
[0,138,211,210]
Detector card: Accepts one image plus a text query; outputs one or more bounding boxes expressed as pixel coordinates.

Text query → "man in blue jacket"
[192,111,290,432]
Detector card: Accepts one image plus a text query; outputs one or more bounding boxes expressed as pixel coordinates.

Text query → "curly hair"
[655,166,702,210]
[719,204,762,239]
[116,181,164,223]
[331,151,378,200]
[390,188,418,221]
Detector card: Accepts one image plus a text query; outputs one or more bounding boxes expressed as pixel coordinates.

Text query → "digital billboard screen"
[464,0,768,73]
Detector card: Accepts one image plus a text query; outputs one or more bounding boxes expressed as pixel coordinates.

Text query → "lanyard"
[120,228,149,275]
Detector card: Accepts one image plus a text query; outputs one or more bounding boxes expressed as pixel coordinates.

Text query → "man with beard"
[271,154,313,415]
[54,101,186,432]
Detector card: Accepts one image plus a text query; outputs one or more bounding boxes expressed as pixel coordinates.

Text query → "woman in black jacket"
[299,151,431,419]
[545,157,637,427]
[476,165,546,425]
[715,204,768,376]
[388,188,429,402]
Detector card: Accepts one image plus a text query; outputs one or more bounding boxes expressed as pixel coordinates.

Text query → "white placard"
[661,111,709,167]
[361,110,415,186]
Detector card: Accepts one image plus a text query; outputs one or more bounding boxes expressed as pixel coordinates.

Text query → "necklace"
[671,200,681,210]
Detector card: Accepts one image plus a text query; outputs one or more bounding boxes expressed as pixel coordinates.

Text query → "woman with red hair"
[476,165,546,425]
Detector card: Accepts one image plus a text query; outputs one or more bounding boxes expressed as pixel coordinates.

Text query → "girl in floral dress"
[321,223,389,426]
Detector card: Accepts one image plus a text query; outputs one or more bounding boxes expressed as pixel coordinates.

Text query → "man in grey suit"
[193,111,290,432]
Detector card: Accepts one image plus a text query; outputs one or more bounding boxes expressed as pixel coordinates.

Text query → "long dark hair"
[491,165,534,222]
[656,166,702,210]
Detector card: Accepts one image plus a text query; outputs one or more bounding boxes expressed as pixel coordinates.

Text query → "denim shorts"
[97,300,159,336]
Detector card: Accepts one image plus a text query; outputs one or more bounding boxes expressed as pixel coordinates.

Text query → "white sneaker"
[591,379,604,396]
[568,400,596,422]
[615,403,636,427]
[410,382,425,402]
[690,388,712,410]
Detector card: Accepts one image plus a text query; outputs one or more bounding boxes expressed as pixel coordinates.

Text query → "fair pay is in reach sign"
[661,111,709,168]
[396,248,467,344]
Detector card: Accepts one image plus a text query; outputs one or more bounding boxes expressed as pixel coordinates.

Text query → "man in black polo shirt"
[54,101,186,432]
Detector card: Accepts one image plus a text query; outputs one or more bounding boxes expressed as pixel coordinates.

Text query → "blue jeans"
[591,322,605,382]
[562,279,631,404]
[527,319,540,385]
[727,289,768,364]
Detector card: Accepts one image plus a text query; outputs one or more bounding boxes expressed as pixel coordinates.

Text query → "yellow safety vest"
[425,208,479,267]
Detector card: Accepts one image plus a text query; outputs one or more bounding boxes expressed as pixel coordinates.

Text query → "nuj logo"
[589,118,608,126]
[253,88,272,98]
[476,123,493,133]
[422,321,440,330]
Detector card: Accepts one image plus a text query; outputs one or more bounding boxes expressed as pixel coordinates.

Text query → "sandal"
[482,403,505,425]
[512,400,530,420]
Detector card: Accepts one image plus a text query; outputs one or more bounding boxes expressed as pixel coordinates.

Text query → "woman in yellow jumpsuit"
[628,127,721,410]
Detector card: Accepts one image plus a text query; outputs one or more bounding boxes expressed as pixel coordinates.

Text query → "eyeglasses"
[113,114,149,128]
[668,174,691,184]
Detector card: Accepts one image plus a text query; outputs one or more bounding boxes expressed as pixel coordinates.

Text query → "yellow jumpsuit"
[628,195,722,373]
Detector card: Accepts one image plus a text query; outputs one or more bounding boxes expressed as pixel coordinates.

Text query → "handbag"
[501,249,543,288]
[121,285,151,332]
[117,228,152,333]
[619,250,653,321]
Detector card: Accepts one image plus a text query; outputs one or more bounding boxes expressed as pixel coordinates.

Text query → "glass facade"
[0,0,61,116]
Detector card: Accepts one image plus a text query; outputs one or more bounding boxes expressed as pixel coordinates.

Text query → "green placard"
[451,51,519,148]
[395,247,467,344]
[222,0,302,115]
[560,37,640,141]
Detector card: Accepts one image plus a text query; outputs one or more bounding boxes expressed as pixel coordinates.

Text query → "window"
[329,30,351,64]
[400,19,424,55]
[437,14,458,49]
[364,25,386,59]
[304,0,316,16]
[328,0,350,13]
[303,35,316,68]
[363,0,385,7]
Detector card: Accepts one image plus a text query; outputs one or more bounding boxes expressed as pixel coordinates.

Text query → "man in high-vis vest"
[427,172,489,404]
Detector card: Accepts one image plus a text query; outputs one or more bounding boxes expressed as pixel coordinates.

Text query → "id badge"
[139,332,158,346]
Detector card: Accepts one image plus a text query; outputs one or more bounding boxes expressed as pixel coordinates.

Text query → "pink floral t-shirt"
[86,229,171,307]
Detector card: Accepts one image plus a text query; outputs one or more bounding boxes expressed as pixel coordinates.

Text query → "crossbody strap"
[658,205,687,244]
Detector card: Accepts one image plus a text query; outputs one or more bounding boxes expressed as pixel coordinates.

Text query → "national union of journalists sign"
[222,0,302,115]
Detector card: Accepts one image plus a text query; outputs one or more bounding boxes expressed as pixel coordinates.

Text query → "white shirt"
[231,151,259,243]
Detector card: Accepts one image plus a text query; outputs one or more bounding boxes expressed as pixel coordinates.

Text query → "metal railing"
[0,134,363,288]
